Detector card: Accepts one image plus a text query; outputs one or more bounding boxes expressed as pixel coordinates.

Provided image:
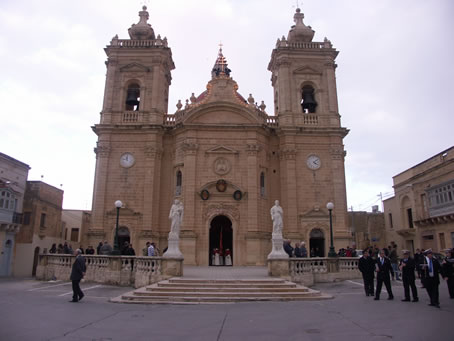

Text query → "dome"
[128,6,155,40]
[287,8,315,43]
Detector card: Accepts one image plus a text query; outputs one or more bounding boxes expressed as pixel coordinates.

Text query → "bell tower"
[268,8,351,248]
[89,6,174,244]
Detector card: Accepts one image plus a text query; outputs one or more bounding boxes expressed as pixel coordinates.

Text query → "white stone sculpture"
[268,200,289,259]
[270,200,284,236]
[164,199,184,258]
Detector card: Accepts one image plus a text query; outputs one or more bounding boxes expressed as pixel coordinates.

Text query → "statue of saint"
[270,200,283,235]
[169,199,184,236]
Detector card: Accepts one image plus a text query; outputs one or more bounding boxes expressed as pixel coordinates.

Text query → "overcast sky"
[1,0,453,211]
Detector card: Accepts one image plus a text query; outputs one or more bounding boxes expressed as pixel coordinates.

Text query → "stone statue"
[270,200,283,235]
[268,199,288,259]
[169,199,184,237]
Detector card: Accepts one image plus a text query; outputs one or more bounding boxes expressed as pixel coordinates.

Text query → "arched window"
[125,83,141,111]
[301,85,317,113]
[260,172,265,197]
[176,171,182,196]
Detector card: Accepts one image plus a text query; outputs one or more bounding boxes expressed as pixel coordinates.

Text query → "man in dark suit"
[399,250,418,302]
[421,249,442,308]
[70,249,86,303]
[374,248,394,300]
[358,248,375,296]
[441,248,454,299]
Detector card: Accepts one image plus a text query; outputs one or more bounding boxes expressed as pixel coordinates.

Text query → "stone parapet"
[36,254,183,289]
[269,257,361,286]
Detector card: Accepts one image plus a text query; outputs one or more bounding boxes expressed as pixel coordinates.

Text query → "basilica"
[86,6,351,266]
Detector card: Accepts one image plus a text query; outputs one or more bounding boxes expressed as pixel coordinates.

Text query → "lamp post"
[326,202,337,257]
[111,200,123,255]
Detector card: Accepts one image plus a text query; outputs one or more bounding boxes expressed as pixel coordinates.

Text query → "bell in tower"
[301,85,317,113]
[125,86,140,111]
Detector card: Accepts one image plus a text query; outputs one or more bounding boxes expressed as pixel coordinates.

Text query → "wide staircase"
[112,277,332,304]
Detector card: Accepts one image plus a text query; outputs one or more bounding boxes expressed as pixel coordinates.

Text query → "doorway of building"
[117,226,130,252]
[32,246,40,276]
[309,228,325,257]
[209,215,233,266]
[0,238,13,276]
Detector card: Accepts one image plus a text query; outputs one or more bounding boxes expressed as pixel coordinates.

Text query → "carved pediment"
[299,207,329,221]
[120,62,151,72]
[106,206,142,217]
[205,145,239,155]
[293,66,322,75]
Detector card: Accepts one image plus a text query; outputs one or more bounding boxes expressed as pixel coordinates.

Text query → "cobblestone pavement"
[1,271,453,341]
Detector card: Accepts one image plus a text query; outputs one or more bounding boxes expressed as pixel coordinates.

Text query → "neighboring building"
[349,208,386,251]
[15,181,63,276]
[383,147,454,253]
[88,7,351,265]
[61,209,91,249]
[0,153,30,276]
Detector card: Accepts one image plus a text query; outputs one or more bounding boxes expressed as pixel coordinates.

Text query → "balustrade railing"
[286,257,361,284]
[36,254,176,288]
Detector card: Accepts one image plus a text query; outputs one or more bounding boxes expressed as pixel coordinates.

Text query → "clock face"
[306,155,321,170]
[120,153,135,168]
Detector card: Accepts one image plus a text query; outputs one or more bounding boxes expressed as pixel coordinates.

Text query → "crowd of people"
[358,245,454,308]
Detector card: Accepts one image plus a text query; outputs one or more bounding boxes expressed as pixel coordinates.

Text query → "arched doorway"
[209,215,233,266]
[309,228,325,257]
[117,226,130,252]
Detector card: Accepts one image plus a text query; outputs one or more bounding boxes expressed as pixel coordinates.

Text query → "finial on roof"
[128,6,155,40]
[211,45,232,78]
[287,7,315,42]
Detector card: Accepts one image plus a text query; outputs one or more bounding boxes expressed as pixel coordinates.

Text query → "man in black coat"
[374,248,394,300]
[441,248,454,299]
[69,249,86,303]
[420,249,442,308]
[358,248,375,296]
[399,250,418,302]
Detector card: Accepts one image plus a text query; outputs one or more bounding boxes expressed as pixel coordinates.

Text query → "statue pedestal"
[267,233,289,259]
[163,233,183,259]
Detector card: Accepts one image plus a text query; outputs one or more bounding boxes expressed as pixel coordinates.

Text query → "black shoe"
[388,296,394,300]
[69,300,78,303]
[428,303,435,306]
[401,299,410,302]
[79,294,84,301]
[435,304,440,308]
[374,297,379,300]
[412,298,419,302]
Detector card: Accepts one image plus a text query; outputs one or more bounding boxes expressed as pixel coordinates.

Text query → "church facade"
[86,6,351,265]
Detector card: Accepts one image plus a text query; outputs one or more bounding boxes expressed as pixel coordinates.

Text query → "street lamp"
[326,202,337,257]
[111,200,123,255]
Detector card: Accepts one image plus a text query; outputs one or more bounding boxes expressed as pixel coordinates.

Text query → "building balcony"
[414,213,454,227]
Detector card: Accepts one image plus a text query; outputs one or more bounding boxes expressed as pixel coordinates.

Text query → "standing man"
[69,249,86,303]
[148,242,156,256]
[374,248,394,301]
[358,248,375,297]
[399,250,418,302]
[389,244,399,281]
[420,249,442,308]
[441,248,454,299]
[143,242,150,256]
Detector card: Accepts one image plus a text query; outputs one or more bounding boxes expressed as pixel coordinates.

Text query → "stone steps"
[112,277,332,304]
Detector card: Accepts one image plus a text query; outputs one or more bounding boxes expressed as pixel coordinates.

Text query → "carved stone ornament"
[203,203,240,221]
[94,143,111,158]
[213,157,231,175]
[216,179,227,192]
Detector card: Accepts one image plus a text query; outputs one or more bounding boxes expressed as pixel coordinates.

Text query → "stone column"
[280,146,298,233]
[142,142,162,232]
[246,143,260,232]
[91,142,111,230]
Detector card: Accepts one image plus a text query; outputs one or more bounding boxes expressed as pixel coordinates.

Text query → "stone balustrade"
[36,254,183,288]
[269,257,361,286]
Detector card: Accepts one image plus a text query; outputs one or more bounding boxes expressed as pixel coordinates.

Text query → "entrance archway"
[118,226,130,252]
[209,215,233,266]
[309,228,325,257]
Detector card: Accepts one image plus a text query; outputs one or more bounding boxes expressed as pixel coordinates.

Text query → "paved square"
[0,275,452,340]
